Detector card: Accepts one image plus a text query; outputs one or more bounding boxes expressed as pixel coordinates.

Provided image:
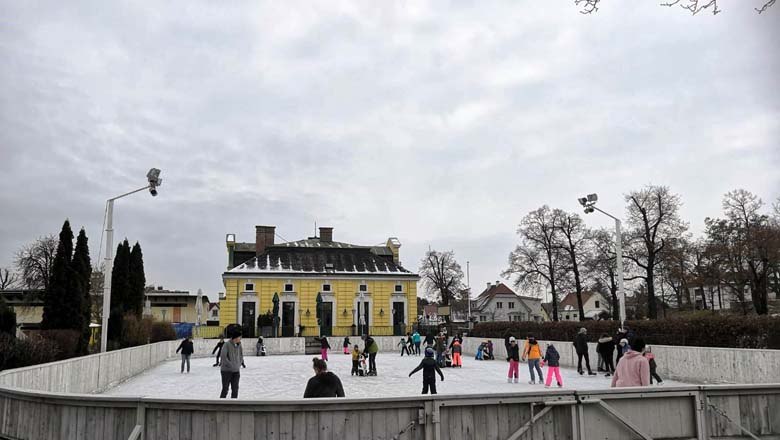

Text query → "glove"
[242,363,246,368]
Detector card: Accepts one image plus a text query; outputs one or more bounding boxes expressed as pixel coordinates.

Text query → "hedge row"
[469,314,780,349]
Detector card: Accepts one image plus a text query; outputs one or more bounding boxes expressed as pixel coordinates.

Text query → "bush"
[0,333,61,370]
[121,314,154,347]
[38,329,81,360]
[150,322,176,343]
[469,315,780,349]
[0,304,16,336]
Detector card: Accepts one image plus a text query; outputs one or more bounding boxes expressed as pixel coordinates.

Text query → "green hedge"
[469,315,780,349]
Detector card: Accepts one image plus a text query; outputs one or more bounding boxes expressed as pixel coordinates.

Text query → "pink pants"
[343,346,349,354]
[321,348,328,361]
[508,360,519,378]
[453,353,462,366]
[545,366,563,386]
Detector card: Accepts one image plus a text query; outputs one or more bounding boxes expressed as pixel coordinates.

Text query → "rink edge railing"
[1,340,780,439]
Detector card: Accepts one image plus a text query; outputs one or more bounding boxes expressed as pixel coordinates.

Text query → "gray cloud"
[1,1,778,300]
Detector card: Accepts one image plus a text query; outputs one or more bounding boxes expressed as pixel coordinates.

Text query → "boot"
[588,371,597,376]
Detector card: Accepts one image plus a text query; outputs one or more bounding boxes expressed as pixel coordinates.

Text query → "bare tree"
[0,268,18,290]
[419,249,465,323]
[705,217,753,314]
[585,228,622,321]
[579,0,775,14]
[14,235,58,290]
[554,209,590,321]
[624,185,688,319]
[504,206,566,321]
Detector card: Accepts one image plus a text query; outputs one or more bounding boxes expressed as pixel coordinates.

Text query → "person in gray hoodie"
[219,333,245,398]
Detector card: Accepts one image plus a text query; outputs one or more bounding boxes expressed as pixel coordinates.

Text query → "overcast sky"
[1,1,778,302]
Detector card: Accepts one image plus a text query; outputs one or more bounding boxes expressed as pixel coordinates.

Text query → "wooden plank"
[292,410,307,440]
[384,407,399,440]
[472,406,487,440]
[241,411,254,440]
[84,405,97,440]
[330,410,347,440]
[179,410,193,440]
[91,406,104,440]
[169,409,181,440]
[358,408,372,440]
[279,411,293,440]
[254,412,269,440]
[156,409,169,440]
[216,409,229,440]
[740,394,770,435]
[59,404,72,440]
[206,410,219,440]
[447,406,463,440]
[318,409,333,440]
[461,404,475,440]
[190,410,205,440]
[344,409,360,440]
[497,403,510,440]
[102,405,115,440]
[227,411,242,439]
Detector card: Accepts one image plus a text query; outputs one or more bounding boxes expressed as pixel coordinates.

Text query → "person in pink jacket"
[611,338,650,388]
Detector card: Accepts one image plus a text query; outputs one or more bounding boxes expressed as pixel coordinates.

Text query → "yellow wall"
[11,306,43,325]
[220,277,418,335]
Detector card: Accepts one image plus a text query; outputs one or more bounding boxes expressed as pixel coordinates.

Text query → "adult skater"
[424,332,435,347]
[434,333,446,367]
[212,337,225,367]
[412,330,421,355]
[176,336,194,373]
[256,337,265,356]
[363,334,379,375]
[342,336,351,354]
[487,340,494,360]
[573,328,596,375]
[597,333,615,376]
[507,336,520,383]
[611,338,650,388]
[614,328,629,364]
[409,347,445,394]
[219,329,245,398]
[522,334,543,384]
[303,358,345,398]
[317,336,331,361]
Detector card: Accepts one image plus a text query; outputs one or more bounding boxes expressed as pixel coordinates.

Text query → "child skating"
[451,340,462,367]
[351,344,360,376]
[644,346,664,385]
[507,336,520,383]
[317,336,331,361]
[409,347,445,394]
[398,336,410,356]
[212,337,225,367]
[543,344,563,388]
[343,337,351,355]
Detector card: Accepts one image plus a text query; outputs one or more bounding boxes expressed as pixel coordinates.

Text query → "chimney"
[319,227,333,243]
[496,280,500,286]
[255,225,276,256]
[386,237,402,263]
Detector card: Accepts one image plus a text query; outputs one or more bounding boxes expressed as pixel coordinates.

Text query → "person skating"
[507,336,520,383]
[399,335,410,356]
[614,328,629,365]
[522,334,543,384]
[448,333,463,350]
[409,347,445,395]
[542,343,563,388]
[487,340,494,360]
[644,346,664,385]
[303,357,345,398]
[475,342,485,360]
[611,338,650,388]
[176,336,194,373]
[256,337,266,356]
[363,335,379,375]
[424,332,435,347]
[316,336,331,361]
[443,349,452,367]
[617,338,629,365]
[351,344,360,376]
[219,330,245,398]
[412,331,422,355]
[451,340,463,367]
[212,337,225,367]
[503,330,515,363]
[573,327,596,375]
[343,337,351,355]
[434,334,446,367]
[597,333,615,376]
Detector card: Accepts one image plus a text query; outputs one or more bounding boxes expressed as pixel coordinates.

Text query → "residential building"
[558,291,607,321]
[0,289,43,331]
[473,281,543,322]
[207,302,220,326]
[221,225,419,337]
[144,286,210,324]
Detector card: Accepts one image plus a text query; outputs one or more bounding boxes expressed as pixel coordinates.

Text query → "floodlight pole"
[101,184,152,353]
[466,261,471,330]
[589,205,627,329]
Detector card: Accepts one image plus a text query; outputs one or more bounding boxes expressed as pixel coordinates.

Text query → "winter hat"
[579,327,587,334]
[509,336,516,343]
[619,338,628,345]
[425,347,435,357]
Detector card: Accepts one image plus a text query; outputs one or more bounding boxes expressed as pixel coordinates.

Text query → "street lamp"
[101,168,162,353]
[578,193,626,328]
[358,291,365,336]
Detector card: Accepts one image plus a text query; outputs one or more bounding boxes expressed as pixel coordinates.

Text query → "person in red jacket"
[611,338,650,388]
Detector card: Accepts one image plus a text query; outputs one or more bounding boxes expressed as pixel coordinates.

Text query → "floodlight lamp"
[578,197,588,207]
[147,168,162,186]
[226,234,236,243]
[149,187,158,196]
[587,193,598,203]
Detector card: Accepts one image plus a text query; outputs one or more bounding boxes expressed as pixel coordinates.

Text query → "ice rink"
[102,350,684,400]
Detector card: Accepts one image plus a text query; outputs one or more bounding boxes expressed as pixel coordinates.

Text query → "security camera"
[578,197,588,207]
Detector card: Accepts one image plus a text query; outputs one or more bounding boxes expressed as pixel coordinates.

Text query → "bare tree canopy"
[504,206,567,321]
[14,235,57,290]
[0,268,18,290]
[585,228,622,321]
[624,185,688,319]
[576,0,776,15]
[554,209,590,321]
[419,249,465,322]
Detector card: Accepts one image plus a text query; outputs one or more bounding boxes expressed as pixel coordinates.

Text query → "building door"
[173,307,181,322]
[282,302,295,337]
[241,302,256,338]
[320,302,333,336]
[393,302,405,336]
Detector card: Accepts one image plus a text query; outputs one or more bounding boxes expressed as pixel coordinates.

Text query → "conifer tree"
[41,220,74,329]
[128,242,146,317]
[108,240,131,345]
[72,228,92,354]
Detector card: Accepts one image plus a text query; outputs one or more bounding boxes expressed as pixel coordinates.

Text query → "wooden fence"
[1,341,779,439]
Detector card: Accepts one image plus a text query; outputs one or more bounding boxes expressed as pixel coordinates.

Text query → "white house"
[473,281,543,322]
[558,291,608,321]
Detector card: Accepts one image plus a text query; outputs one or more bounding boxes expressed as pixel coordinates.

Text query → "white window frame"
[322,282,332,292]
[394,283,404,293]
[496,302,503,309]
[508,302,515,309]
[244,282,255,292]
[284,282,294,292]
[359,283,368,293]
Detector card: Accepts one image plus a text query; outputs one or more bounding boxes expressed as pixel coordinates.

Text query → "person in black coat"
[212,337,225,367]
[597,333,615,376]
[614,328,628,364]
[573,328,596,375]
[448,333,463,349]
[409,347,445,394]
[176,336,194,373]
[424,333,435,346]
[303,358,345,398]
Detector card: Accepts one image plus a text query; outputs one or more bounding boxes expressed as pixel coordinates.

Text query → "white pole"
[615,218,626,328]
[100,200,114,353]
[466,261,471,329]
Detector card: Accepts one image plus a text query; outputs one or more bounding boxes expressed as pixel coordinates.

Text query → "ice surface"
[102,351,686,400]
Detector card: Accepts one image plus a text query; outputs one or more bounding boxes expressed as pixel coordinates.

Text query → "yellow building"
[221,226,419,337]
[144,286,210,324]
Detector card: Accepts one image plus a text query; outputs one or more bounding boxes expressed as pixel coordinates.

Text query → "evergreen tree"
[128,242,146,317]
[108,240,131,345]
[41,220,74,330]
[72,229,92,354]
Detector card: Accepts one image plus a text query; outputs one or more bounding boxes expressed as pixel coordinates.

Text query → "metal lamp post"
[578,193,626,328]
[466,261,472,330]
[101,168,162,353]
[358,291,365,336]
